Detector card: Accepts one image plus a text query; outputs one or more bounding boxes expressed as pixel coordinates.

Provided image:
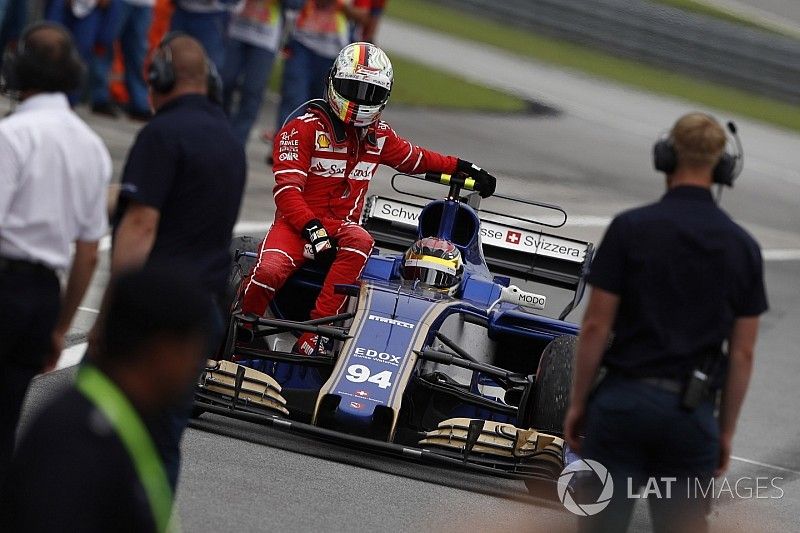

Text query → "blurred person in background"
[170,0,240,71]
[45,0,123,115]
[352,0,384,43]
[1,269,213,533]
[222,0,283,145]
[110,33,245,487]
[0,0,27,67]
[564,113,767,532]
[274,0,368,130]
[0,21,111,482]
[107,0,155,120]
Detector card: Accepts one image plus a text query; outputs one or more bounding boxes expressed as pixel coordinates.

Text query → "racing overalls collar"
[75,364,175,533]
[306,98,379,148]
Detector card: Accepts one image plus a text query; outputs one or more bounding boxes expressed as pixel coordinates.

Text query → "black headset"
[146,31,222,104]
[653,119,744,187]
[0,21,85,95]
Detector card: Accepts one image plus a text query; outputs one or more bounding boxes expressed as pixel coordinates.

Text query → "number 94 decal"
[346,364,393,389]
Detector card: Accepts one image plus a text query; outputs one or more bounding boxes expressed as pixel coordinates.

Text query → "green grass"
[386,0,800,132]
[266,53,526,113]
[649,0,795,37]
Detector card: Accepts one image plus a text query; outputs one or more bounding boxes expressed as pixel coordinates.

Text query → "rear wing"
[362,196,594,320]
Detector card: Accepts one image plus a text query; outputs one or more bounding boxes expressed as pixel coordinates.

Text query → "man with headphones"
[0,22,111,482]
[563,113,767,532]
[109,32,244,488]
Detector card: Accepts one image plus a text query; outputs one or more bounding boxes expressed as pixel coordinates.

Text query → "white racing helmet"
[327,42,393,127]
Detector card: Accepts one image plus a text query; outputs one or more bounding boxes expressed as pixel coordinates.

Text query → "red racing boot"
[293,332,330,356]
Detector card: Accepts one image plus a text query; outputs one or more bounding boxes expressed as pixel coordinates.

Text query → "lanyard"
[75,365,175,533]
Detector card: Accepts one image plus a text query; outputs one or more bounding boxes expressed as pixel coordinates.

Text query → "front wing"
[193,362,565,484]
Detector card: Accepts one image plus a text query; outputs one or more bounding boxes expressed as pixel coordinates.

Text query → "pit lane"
[9,22,800,529]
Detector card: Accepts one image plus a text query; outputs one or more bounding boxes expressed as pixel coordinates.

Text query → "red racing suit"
[241,101,458,320]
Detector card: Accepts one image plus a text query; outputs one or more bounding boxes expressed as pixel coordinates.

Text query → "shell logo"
[316,133,331,150]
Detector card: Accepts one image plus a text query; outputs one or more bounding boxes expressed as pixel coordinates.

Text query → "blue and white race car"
[194,172,594,494]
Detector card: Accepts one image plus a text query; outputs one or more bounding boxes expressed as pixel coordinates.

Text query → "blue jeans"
[578,374,719,533]
[222,39,276,145]
[109,2,153,113]
[276,40,335,129]
[170,8,228,71]
[46,0,122,105]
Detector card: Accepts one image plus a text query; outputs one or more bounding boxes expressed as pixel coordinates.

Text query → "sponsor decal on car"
[367,314,415,329]
[352,347,401,366]
[506,230,521,244]
[368,198,587,263]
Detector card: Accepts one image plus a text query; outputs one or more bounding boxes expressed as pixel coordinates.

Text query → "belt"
[636,376,683,395]
[633,376,716,403]
[0,256,56,277]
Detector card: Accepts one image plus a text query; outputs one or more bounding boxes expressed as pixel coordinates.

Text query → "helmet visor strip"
[333,77,390,106]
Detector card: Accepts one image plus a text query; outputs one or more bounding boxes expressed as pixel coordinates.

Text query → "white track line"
[763,249,800,262]
[731,455,800,476]
[233,221,270,234]
[56,342,87,370]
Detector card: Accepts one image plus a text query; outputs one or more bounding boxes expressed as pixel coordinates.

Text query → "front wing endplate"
[420,418,564,471]
[199,360,290,416]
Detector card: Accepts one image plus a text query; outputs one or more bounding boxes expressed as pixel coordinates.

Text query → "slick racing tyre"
[224,235,262,313]
[518,334,577,436]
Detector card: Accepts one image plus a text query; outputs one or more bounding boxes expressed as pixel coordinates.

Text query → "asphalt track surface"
[10,18,800,533]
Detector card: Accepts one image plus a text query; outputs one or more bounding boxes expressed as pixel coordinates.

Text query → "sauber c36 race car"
[193,172,594,494]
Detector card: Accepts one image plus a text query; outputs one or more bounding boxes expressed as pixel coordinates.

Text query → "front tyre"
[518,334,577,435]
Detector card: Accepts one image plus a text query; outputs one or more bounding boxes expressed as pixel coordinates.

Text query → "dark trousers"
[0,269,60,482]
[578,374,719,533]
[145,298,225,490]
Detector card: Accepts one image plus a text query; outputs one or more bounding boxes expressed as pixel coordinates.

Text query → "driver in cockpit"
[400,237,464,296]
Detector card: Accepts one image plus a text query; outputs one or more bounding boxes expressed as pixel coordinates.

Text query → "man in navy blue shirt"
[564,113,767,532]
[110,33,246,488]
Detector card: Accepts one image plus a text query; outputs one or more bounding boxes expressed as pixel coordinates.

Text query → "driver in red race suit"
[241,42,496,354]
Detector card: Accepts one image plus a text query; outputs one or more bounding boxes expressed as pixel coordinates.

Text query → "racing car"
[193,172,594,494]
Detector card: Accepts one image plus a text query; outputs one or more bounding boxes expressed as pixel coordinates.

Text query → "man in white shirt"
[0,22,111,482]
